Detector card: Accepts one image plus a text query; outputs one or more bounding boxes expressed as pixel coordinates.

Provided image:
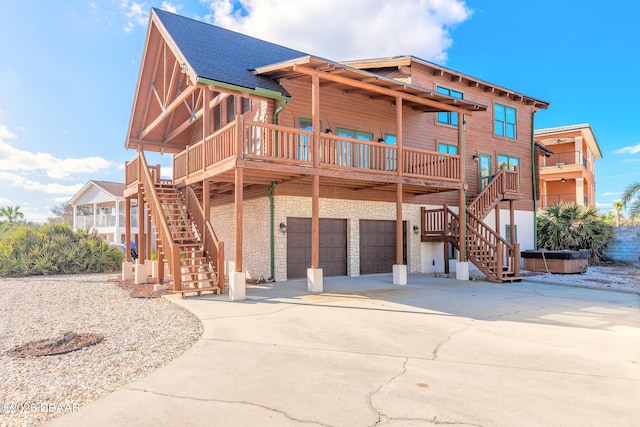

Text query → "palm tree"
[537,202,613,263]
[0,205,24,223]
[621,182,640,217]
[613,200,624,226]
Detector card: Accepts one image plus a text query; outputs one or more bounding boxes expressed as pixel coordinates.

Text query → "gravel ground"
[521,263,640,294]
[0,274,202,427]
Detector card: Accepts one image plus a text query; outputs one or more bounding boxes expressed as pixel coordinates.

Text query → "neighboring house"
[534,124,602,209]
[69,180,139,245]
[122,9,549,296]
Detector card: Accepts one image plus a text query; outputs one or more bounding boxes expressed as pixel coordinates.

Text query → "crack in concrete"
[432,324,473,360]
[124,387,335,427]
[367,357,409,427]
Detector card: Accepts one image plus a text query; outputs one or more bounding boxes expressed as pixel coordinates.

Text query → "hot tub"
[521,250,590,274]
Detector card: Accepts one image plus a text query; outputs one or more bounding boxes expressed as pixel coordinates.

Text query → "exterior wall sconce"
[180,63,188,74]
[472,154,479,163]
[279,222,287,234]
[561,178,567,182]
[413,225,420,235]
[325,128,332,134]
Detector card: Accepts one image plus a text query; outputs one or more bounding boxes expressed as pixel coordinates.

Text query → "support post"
[137,188,145,263]
[307,72,324,293]
[145,204,152,262]
[456,112,469,281]
[125,197,131,262]
[231,166,246,300]
[443,203,449,275]
[393,183,407,285]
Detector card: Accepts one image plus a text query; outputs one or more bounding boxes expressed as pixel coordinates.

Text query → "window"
[505,224,518,244]
[479,154,492,189]
[213,104,221,131]
[384,134,397,171]
[498,154,520,181]
[437,86,463,126]
[495,104,516,139]
[226,96,235,123]
[297,118,315,161]
[438,143,458,155]
[336,127,373,168]
[241,97,251,114]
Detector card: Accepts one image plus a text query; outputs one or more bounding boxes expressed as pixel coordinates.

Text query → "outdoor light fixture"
[413,225,420,235]
[472,154,479,162]
[561,178,567,182]
[325,128,333,134]
[279,222,287,234]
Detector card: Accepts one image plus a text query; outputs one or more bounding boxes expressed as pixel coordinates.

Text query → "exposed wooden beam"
[139,85,196,139]
[293,65,475,115]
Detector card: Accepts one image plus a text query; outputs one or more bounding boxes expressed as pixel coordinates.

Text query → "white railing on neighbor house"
[75,214,139,230]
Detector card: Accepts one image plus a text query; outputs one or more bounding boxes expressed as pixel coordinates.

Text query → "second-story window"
[495,104,516,139]
[227,96,235,123]
[437,86,463,126]
[438,142,458,154]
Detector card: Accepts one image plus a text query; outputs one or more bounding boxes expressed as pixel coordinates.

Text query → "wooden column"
[496,203,501,239]
[234,167,244,272]
[125,196,131,262]
[443,203,449,275]
[203,85,210,166]
[145,203,152,261]
[137,188,145,263]
[311,72,320,269]
[457,112,466,262]
[509,199,515,243]
[395,96,404,266]
[396,183,403,265]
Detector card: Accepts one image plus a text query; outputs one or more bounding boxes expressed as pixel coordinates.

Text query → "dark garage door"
[359,220,407,274]
[286,218,348,279]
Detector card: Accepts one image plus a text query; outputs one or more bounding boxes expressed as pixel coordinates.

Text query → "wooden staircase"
[421,165,521,283]
[153,184,222,296]
[133,151,224,297]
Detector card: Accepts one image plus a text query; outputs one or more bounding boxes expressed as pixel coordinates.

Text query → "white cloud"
[203,0,472,62]
[0,197,11,204]
[0,124,17,140]
[613,143,640,155]
[0,172,84,195]
[600,192,623,197]
[0,139,113,180]
[160,165,173,178]
[161,1,182,14]
[120,0,149,33]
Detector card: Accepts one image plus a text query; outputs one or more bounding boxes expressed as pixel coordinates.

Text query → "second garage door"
[359,220,407,274]
[286,218,348,279]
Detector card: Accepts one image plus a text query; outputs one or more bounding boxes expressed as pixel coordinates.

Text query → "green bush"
[537,203,613,264]
[0,223,124,277]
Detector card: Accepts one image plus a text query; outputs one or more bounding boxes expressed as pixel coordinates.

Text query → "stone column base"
[229,271,246,301]
[122,261,133,281]
[393,264,407,285]
[456,261,469,281]
[134,262,147,284]
[307,268,323,293]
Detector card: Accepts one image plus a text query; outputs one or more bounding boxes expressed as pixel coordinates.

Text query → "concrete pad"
[47,274,640,427]
[228,271,246,301]
[455,261,469,281]
[307,268,323,292]
[392,264,407,285]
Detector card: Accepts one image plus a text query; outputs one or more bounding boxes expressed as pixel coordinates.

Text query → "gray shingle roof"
[153,8,307,98]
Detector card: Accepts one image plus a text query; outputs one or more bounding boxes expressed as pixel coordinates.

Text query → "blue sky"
[0,0,639,222]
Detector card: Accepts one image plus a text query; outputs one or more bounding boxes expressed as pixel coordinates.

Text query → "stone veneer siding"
[606,226,640,262]
[210,196,422,282]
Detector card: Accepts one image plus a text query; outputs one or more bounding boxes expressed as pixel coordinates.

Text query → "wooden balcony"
[162,119,462,196]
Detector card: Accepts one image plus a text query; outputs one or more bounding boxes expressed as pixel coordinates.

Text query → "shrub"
[0,223,123,277]
[537,203,613,264]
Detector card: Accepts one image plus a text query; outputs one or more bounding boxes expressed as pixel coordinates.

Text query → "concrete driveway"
[47,275,640,427]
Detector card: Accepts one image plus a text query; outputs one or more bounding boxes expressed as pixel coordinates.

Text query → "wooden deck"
[127,118,463,197]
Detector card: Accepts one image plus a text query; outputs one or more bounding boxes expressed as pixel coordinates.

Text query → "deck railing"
[468,165,519,219]
[171,119,462,183]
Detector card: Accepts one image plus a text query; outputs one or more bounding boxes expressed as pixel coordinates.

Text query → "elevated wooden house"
[123,9,549,297]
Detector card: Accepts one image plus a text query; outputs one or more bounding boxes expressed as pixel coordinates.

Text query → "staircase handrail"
[468,165,519,219]
[181,186,225,291]
[137,151,182,290]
